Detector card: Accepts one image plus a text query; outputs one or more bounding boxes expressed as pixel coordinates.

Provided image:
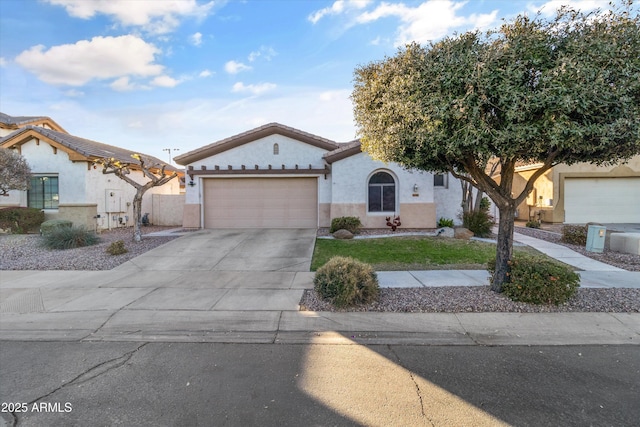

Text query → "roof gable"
[0,126,181,174]
[0,112,67,133]
[174,123,339,165]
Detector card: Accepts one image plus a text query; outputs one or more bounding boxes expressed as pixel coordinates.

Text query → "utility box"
[105,189,123,212]
[586,225,606,253]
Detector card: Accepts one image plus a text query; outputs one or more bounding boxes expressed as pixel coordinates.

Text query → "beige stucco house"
[0,113,183,230]
[513,156,640,224]
[175,123,462,229]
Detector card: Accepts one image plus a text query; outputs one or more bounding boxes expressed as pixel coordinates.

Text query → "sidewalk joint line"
[453,314,481,345]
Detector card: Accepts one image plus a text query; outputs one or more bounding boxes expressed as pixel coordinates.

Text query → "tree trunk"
[460,181,473,214]
[491,204,516,292]
[473,189,484,212]
[132,191,143,243]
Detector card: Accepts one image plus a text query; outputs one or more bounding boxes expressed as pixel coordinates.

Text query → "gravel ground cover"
[306,226,640,313]
[0,226,178,270]
[300,286,640,313]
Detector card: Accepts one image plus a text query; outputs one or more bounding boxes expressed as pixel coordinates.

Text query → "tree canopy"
[352,2,640,290]
[0,148,31,196]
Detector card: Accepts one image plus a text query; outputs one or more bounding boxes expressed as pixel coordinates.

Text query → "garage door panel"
[565,178,640,223]
[203,178,318,228]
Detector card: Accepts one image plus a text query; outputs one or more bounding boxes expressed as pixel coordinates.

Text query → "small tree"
[0,148,31,196]
[352,2,640,291]
[95,154,177,242]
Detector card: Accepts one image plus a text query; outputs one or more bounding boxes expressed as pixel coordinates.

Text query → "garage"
[564,177,640,223]
[202,177,318,228]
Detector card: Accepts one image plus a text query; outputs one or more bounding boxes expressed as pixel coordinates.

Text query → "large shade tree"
[0,148,31,196]
[352,2,640,291]
[95,154,178,242]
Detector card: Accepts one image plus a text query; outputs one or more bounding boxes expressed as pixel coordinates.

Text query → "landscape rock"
[454,227,474,240]
[333,229,354,239]
[436,227,454,238]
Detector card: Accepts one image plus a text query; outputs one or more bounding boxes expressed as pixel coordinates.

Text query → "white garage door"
[565,177,640,223]
[203,177,318,228]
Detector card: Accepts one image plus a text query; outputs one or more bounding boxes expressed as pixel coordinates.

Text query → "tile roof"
[0,112,67,133]
[0,126,181,173]
[323,139,362,163]
[174,122,340,165]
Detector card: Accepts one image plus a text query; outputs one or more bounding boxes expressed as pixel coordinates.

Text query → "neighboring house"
[0,113,183,230]
[513,156,640,224]
[174,123,461,229]
[0,113,67,137]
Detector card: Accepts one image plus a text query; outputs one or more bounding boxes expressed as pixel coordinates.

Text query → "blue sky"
[0,0,615,164]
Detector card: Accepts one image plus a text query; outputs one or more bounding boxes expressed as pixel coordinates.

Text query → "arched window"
[273,143,279,155]
[368,171,396,212]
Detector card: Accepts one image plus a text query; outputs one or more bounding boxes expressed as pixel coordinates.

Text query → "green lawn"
[311,236,540,271]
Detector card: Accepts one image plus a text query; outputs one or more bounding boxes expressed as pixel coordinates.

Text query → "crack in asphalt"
[11,343,148,426]
[386,344,430,424]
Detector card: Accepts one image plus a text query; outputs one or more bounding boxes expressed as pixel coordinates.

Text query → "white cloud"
[199,69,213,77]
[232,82,277,95]
[151,75,180,88]
[190,32,203,46]
[0,57,7,67]
[45,0,216,34]
[527,0,611,17]
[356,0,498,46]
[110,76,137,92]
[319,89,350,102]
[248,46,277,62]
[308,0,371,24]
[224,60,252,74]
[15,35,163,86]
[64,89,85,97]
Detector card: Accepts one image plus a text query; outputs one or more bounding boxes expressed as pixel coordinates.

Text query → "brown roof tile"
[174,122,339,165]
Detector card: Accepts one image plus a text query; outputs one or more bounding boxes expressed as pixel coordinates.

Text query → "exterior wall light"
[413,184,419,192]
[188,180,196,187]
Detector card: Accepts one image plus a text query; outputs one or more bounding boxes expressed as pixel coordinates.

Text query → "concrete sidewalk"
[1,229,639,345]
[513,232,625,271]
[376,270,640,288]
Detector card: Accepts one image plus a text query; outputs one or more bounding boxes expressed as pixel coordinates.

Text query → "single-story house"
[513,156,640,224]
[174,123,462,229]
[0,112,183,230]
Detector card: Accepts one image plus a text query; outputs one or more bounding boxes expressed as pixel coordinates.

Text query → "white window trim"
[366,169,398,215]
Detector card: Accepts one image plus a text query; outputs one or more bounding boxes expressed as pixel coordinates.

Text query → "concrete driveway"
[106,228,318,311]
[115,228,316,273]
[0,229,318,341]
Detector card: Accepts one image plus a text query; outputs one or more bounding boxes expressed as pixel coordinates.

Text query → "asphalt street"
[1,341,639,427]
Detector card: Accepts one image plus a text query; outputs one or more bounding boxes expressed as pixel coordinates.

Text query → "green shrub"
[488,255,580,305]
[329,216,362,234]
[562,225,587,245]
[106,240,128,255]
[42,226,100,250]
[314,256,379,307]
[0,207,45,234]
[40,219,72,235]
[479,196,491,212]
[437,217,455,228]
[462,210,494,237]
[525,220,541,229]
